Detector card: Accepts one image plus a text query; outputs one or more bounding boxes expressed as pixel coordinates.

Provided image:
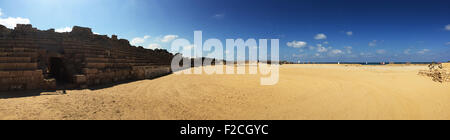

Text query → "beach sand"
[1,64,449,120]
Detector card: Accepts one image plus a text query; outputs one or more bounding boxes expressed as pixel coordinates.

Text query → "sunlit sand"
[1,64,449,120]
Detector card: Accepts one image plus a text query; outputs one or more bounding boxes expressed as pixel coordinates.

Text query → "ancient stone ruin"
[419,63,450,83]
[0,24,174,91]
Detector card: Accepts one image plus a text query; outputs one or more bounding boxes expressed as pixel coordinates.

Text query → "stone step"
[0,70,43,78]
[84,57,109,63]
[0,57,31,63]
[83,57,153,63]
[0,52,38,57]
[64,46,108,51]
[0,62,38,70]
[0,47,38,52]
[64,48,108,54]
[84,62,155,69]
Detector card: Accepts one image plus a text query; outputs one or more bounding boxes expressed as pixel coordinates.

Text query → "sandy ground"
[1,64,449,120]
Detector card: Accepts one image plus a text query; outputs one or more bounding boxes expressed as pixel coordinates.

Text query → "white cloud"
[146,43,161,49]
[183,44,194,50]
[213,14,225,19]
[445,24,450,31]
[55,27,72,33]
[314,33,327,40]
[369,40,377,47]
[0,17,31,29]
[346,31,353,36]
[317,44,329,53]
[344,46,352,54]
[445,42,450,45]
[292,53,307,58]
[161,35,179,42]
[376,49,386,54]
[417,49,430,54]
[403,49,411,54]
[330,49,343,55]
[314,53,320,57]
[286,41,307,48]
[360,52,370,56]
[0,9,31,29]
[173,44,196,57]
[131,35,151,45]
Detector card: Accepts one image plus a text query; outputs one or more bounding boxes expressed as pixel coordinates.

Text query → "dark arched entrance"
[49,57,70,85]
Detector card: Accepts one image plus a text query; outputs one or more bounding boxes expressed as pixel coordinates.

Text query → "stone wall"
[132,66,171,80]
[0,24,173,91]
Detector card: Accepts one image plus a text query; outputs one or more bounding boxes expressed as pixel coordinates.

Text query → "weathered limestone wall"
[132,66,171,80]
[0,24,173,91]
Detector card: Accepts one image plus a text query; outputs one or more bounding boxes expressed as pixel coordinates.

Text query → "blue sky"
[0,0,449,62]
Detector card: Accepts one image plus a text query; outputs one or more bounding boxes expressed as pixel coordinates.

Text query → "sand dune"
[0,64,449,120]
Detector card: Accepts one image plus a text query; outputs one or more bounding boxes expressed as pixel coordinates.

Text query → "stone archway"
[48,57,70,85]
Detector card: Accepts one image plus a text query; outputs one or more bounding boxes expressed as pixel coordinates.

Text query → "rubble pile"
[418,63,450,83]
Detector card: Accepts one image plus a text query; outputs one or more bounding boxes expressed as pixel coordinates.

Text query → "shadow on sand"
[0,89,58,99]
[0,73,172,99]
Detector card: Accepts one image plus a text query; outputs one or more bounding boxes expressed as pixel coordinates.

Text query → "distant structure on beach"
[0,24,173,91]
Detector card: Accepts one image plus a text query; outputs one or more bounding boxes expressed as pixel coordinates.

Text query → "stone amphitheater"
[0,24,174,91]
